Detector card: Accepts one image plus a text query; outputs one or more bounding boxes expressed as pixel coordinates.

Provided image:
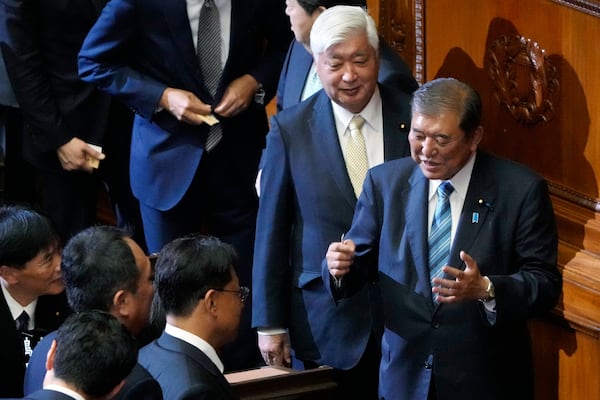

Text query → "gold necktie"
[341,115,369,198]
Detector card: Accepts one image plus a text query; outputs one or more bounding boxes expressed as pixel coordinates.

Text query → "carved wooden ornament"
[487,35,560,125]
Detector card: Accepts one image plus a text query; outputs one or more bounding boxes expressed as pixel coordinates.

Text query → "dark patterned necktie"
[16,310,29,332]
[197,0,223,151]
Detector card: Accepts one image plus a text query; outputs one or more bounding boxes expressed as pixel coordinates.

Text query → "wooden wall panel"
[375,0,600,399]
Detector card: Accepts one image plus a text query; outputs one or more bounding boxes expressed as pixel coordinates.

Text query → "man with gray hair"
[252,6,412,399]
[326,77,561,399]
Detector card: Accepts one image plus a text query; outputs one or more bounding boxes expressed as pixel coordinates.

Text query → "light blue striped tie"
[428,181,454,298]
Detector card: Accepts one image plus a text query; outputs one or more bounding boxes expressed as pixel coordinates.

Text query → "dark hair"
[53,310,137,397]
[411,77,482,135]
[0,205,60,269]
[61,226,140,312]
[155,234,239,316]
[297,0,366,14]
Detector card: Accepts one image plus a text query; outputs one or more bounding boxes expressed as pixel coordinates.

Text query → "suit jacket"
[11,388,76,400]
[0,291,70,398]
[276,39,418,113]
[326,151,562,400]
[0,0,132,171]
[78,0,291,211]
[252,86,412,369]
[24,331,163,400]
[139,332,238,400]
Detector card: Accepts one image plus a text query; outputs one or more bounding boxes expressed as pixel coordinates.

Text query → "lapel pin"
[472,212,479,224]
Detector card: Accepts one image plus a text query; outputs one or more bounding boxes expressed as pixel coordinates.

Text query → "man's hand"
[159,87,213,125]
[258,333,291,367]
[214,74,258,117]
[432,250,489,303]
[326,239,356,278]
[57,138,105,173]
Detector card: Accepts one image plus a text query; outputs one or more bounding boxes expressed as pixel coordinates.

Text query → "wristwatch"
[254,83,265,105]
[480,276,495,302]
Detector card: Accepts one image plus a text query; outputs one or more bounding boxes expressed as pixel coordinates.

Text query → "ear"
[45,339,57,371]
[112,289,131,318]
[471,125,484,149]
[203,289,218,315]
[0,265,18,284]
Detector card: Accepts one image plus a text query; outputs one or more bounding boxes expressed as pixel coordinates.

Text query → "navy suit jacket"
[78,0,291,211]
[252,86,411,369]
[9,389,76,400]
[24,331,163,400]
[325,151,562,399]
[276,39,418,113]
[139,332,238,400]
[0,291,70,398]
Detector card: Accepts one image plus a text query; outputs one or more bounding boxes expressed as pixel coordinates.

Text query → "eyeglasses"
[215,286,250,304]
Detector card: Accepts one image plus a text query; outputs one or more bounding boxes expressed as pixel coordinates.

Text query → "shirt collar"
[44,385,86,400]
[428,152,477,202]
[165,323,224,372]
[1,278,37,324]
[331,86,381,135]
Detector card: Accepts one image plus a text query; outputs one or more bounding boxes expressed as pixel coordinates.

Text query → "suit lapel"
[405,170,432,300]
[161,0,205,89]
[449,152,495,269]
[310,92,357,209]
[159,333,236,398]
[289,42,314,104]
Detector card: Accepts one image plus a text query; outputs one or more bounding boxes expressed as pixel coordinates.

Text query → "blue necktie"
[16,311,29,332]
[429,181,454,296]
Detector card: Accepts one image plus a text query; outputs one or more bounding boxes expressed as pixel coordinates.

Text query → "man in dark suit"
[139,235,244,400]
[326,78,562,400]
[77,0,291,371]
[276,0,418,113]
[24,226,162,400]
[252,6,412,399]
[0,205,71,398]
[0,0,145,248]
[12,311,138,400]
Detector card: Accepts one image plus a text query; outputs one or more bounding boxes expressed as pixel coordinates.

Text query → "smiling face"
[315,31,379,114]
[285,0,322,46]
[409,111,482,180]
[1,245,64,304]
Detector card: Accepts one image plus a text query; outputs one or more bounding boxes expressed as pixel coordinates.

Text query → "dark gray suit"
[326,151,562,399]
[139,332,238,400]
[24,331,163,400]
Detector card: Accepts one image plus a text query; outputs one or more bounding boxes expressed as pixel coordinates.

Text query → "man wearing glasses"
[139,234,247,400]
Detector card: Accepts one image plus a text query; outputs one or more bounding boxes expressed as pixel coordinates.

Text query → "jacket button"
[432,322,440,329]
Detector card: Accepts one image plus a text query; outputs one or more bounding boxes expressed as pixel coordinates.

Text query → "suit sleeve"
[245,0,291,103]
[493,177,561,321]
[77,0,165,120]
[0,0,71,151]
[251,115,294,329]
[321,170,381,299]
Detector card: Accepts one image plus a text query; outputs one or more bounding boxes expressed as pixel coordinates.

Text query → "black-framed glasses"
[215,286,250,304]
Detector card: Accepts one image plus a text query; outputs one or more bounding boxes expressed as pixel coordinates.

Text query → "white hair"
[310,5,379,62]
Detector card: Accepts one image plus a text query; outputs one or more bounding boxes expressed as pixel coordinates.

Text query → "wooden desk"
[225,366,338,400]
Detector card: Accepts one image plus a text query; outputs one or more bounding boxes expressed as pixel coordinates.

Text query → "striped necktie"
[428,181,454,300]
[197,0,223,151]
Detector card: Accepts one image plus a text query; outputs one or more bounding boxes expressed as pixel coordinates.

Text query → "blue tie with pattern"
[428,181,454,299]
